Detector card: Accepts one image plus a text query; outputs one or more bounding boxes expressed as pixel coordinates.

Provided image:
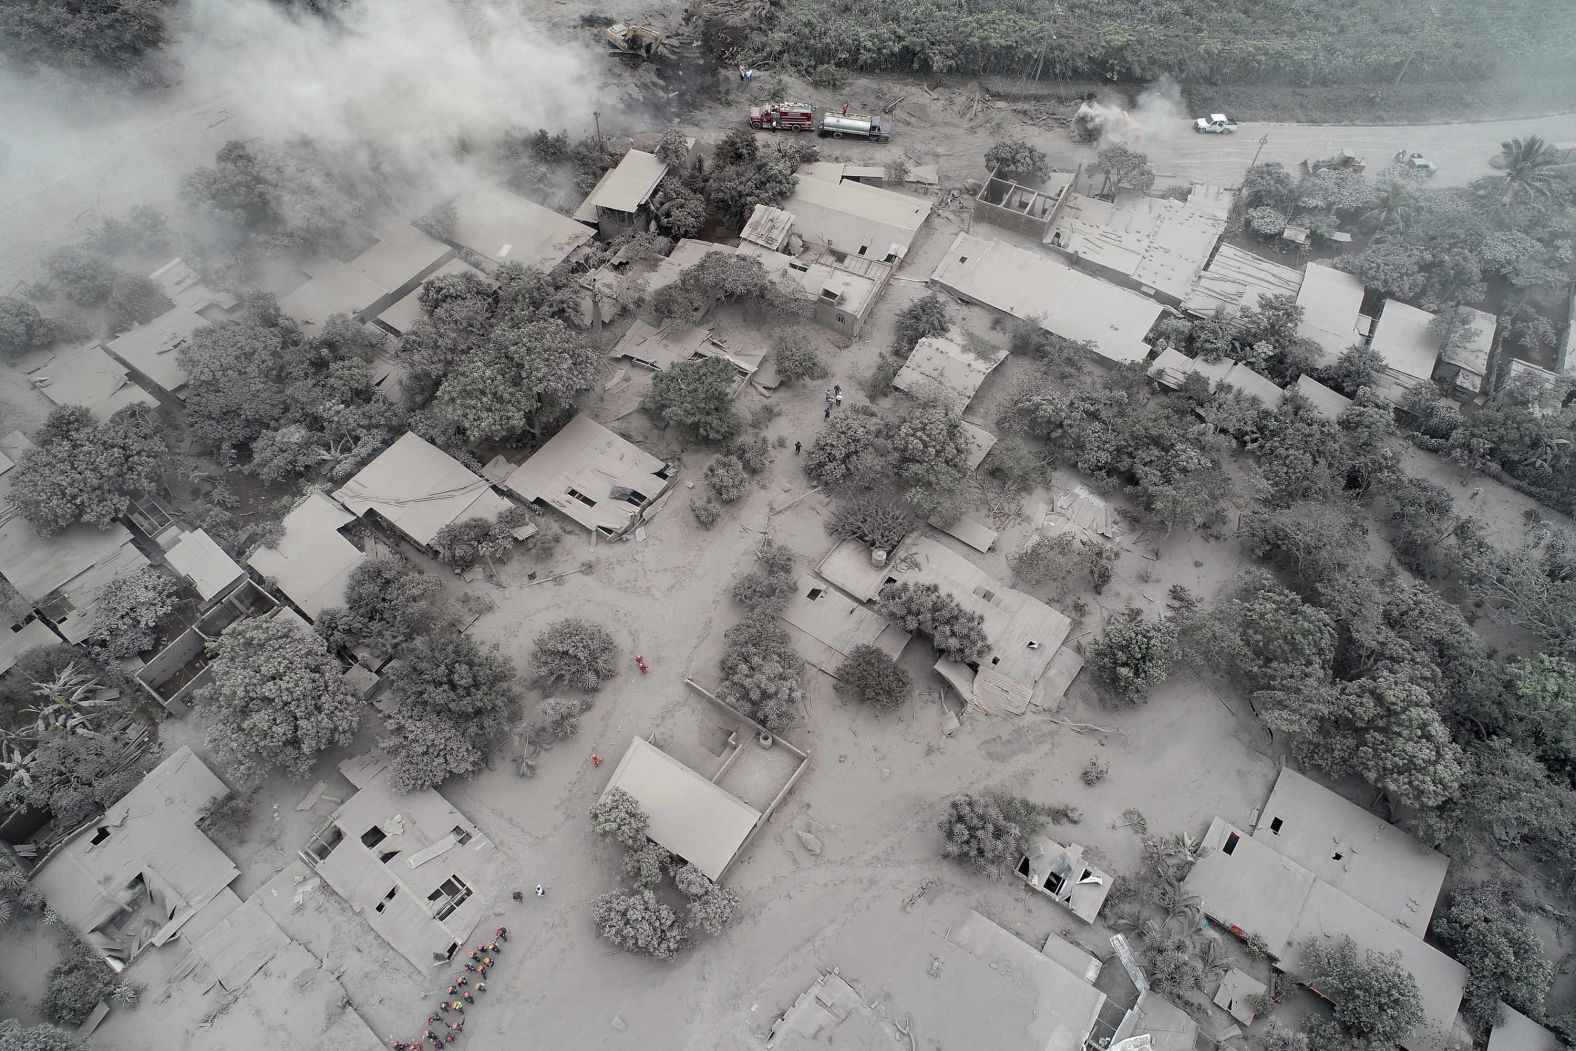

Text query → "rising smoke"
[1076,75,1189,150]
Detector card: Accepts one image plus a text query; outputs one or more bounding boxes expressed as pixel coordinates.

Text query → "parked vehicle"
[817,112,890,142]
[1193,113,1238,134]
[1407,154,1438,176]
[749,103,816,131]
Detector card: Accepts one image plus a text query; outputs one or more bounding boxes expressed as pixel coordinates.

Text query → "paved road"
[1067,112,1576,188]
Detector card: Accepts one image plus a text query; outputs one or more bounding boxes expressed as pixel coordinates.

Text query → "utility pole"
[593,111,602,146]
[1250,133,1269,169]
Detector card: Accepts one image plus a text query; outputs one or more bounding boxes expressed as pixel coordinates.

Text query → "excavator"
[603,23,667,60]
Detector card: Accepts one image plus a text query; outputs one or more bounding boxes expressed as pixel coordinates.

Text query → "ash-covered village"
[2,0,1576,1049]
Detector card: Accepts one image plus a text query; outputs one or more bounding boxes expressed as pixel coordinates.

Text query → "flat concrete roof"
[1254,767,1448,935]
[31,343,157,420]
[451,184,594,270]
[1296,264,1368,364]
[1183,243,1302,318]
[890,334,1006,411]
[603,736,761,881]
[582,149,668,214]
[784,176,932,261]
[103,304,209,396]
[502,414,673,536]
[333,432,514,548]
[1045,192,1227,303]
[930,233,1162,366]
[247,491,365,619]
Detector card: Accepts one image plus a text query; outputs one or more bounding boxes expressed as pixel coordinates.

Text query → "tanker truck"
[817,112,891,142]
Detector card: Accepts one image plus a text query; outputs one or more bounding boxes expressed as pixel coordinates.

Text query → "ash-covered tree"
[0,727,158,831]
[836,644,911,712]
[891,400,972,497]
[1241,163,1297,211]
[878,582,990,663]
[378,632,519,792]
[939,793,1048,877]
[731,542,797,613]
[1093,144,1155,195]
[0,296,62,359]
[313,557,443,659]
[430,515,521,573]
[1322,343,1386,397]
[1461,533,1576,659]
[1506,655,1576,767]
[984,139,1051,184]
[182,139,365,256]
[1009,532,1080,585]
[649,251,795,320]
[530,619,619,691]
[688,883,740,935]
[590,787,650,849]
[1239,499,1369,593]
[106,273,172,333]
[803,406,894,486]
[718,613,805,730]
[623,842,671,888]
[655,126,692,168]
[891,293,949,358]
[1434,882,1552,1030]
[44,247,117,306]
[704,130,813,227]
[1192,572,1336,692]
[91,567,183,659]
[1337,240,1427,301]
[0,1019,90,1051]
[592,890,687,959]
[643,356,742,442]
[178,320,291,457]
[201,616,360,784]
[1299,937,1424,1048]
[771,329,827,385]
[42,938,127,1027]
[0,0,170,77]
[1088,609,1179,703]
[704,454,750,502]
[535,695,592,741]
[436,318,597,443]
[7,405,165,536]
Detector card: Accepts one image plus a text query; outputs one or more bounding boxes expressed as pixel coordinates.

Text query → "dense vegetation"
[715,0,1575,86]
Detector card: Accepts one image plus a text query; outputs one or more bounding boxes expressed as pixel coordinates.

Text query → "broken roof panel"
[1253,767,1447,935]
[603,736,761,881]
[501,414,674,536]
[582,149,668,214]
[103,305,208,397]
[1182,244,1303,318]
[1045,192,1228,304]
[247,491,366,619]
[1184,816,1318,959]
[890,334,1006,411]
[31,343,157,420]
[333,432,513,548]
[1296,264,1368,364]
[450,184,595,270]
[930,233,1162,366]
[740,204,795,251]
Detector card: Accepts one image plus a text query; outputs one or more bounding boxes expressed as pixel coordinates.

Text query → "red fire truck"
[749,103,815,131]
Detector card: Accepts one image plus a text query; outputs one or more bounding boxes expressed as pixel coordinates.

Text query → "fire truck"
[749,103,815,131]
[817,112,890,142]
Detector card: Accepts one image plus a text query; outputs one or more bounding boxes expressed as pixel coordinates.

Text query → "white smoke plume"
[1076,75,1189,151]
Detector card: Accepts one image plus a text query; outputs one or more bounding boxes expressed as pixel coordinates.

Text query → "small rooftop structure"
[302,754,497,971]
[930,233,1163,366]
[1016,837,1113,922]
[373,257,491,337]
[333,432,514,550]
[890,334,1006,411]
[30,746,239,969]
[1044,191,1230,305]
[449,184,594,271]
[740,204,795,251]
[782,176,932,264]
[577,149,668,219]
[0,431,153,644]
[247,491,367,620]
[1368,299,1444,404]
[164,528,244,604]
[1296,264,1369,365]
[1293,374,1354,421]
[102,304,209,398]
[1489,1005,1564,1051]
[1254,766,1447,934]
[1182,243,1303,318]
[1435,306,1497,396]
[148,258,237,315]
[500,414,676,538]
[778,573,910,673]
[30,343,157,420]
[602,736,761,881]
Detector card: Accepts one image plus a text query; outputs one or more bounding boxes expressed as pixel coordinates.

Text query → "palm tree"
[1490,136,1567,207]
[1357,179,1416,234]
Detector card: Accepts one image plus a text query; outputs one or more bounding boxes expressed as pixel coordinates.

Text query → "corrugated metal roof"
[891,335,1005,411]
[333,432,513,548]
[247,491,365,619]
[502,414,673,535]
[32,343,157,421]
[1295,264,1367,364]
[582,149,668,214]
[104,305,208,396]
[166,528,243,602]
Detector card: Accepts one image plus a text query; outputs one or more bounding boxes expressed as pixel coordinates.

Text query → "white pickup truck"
[1193,114,1239,134]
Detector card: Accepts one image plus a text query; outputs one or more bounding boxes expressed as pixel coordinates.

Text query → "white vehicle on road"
[1194,114,1239,134]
